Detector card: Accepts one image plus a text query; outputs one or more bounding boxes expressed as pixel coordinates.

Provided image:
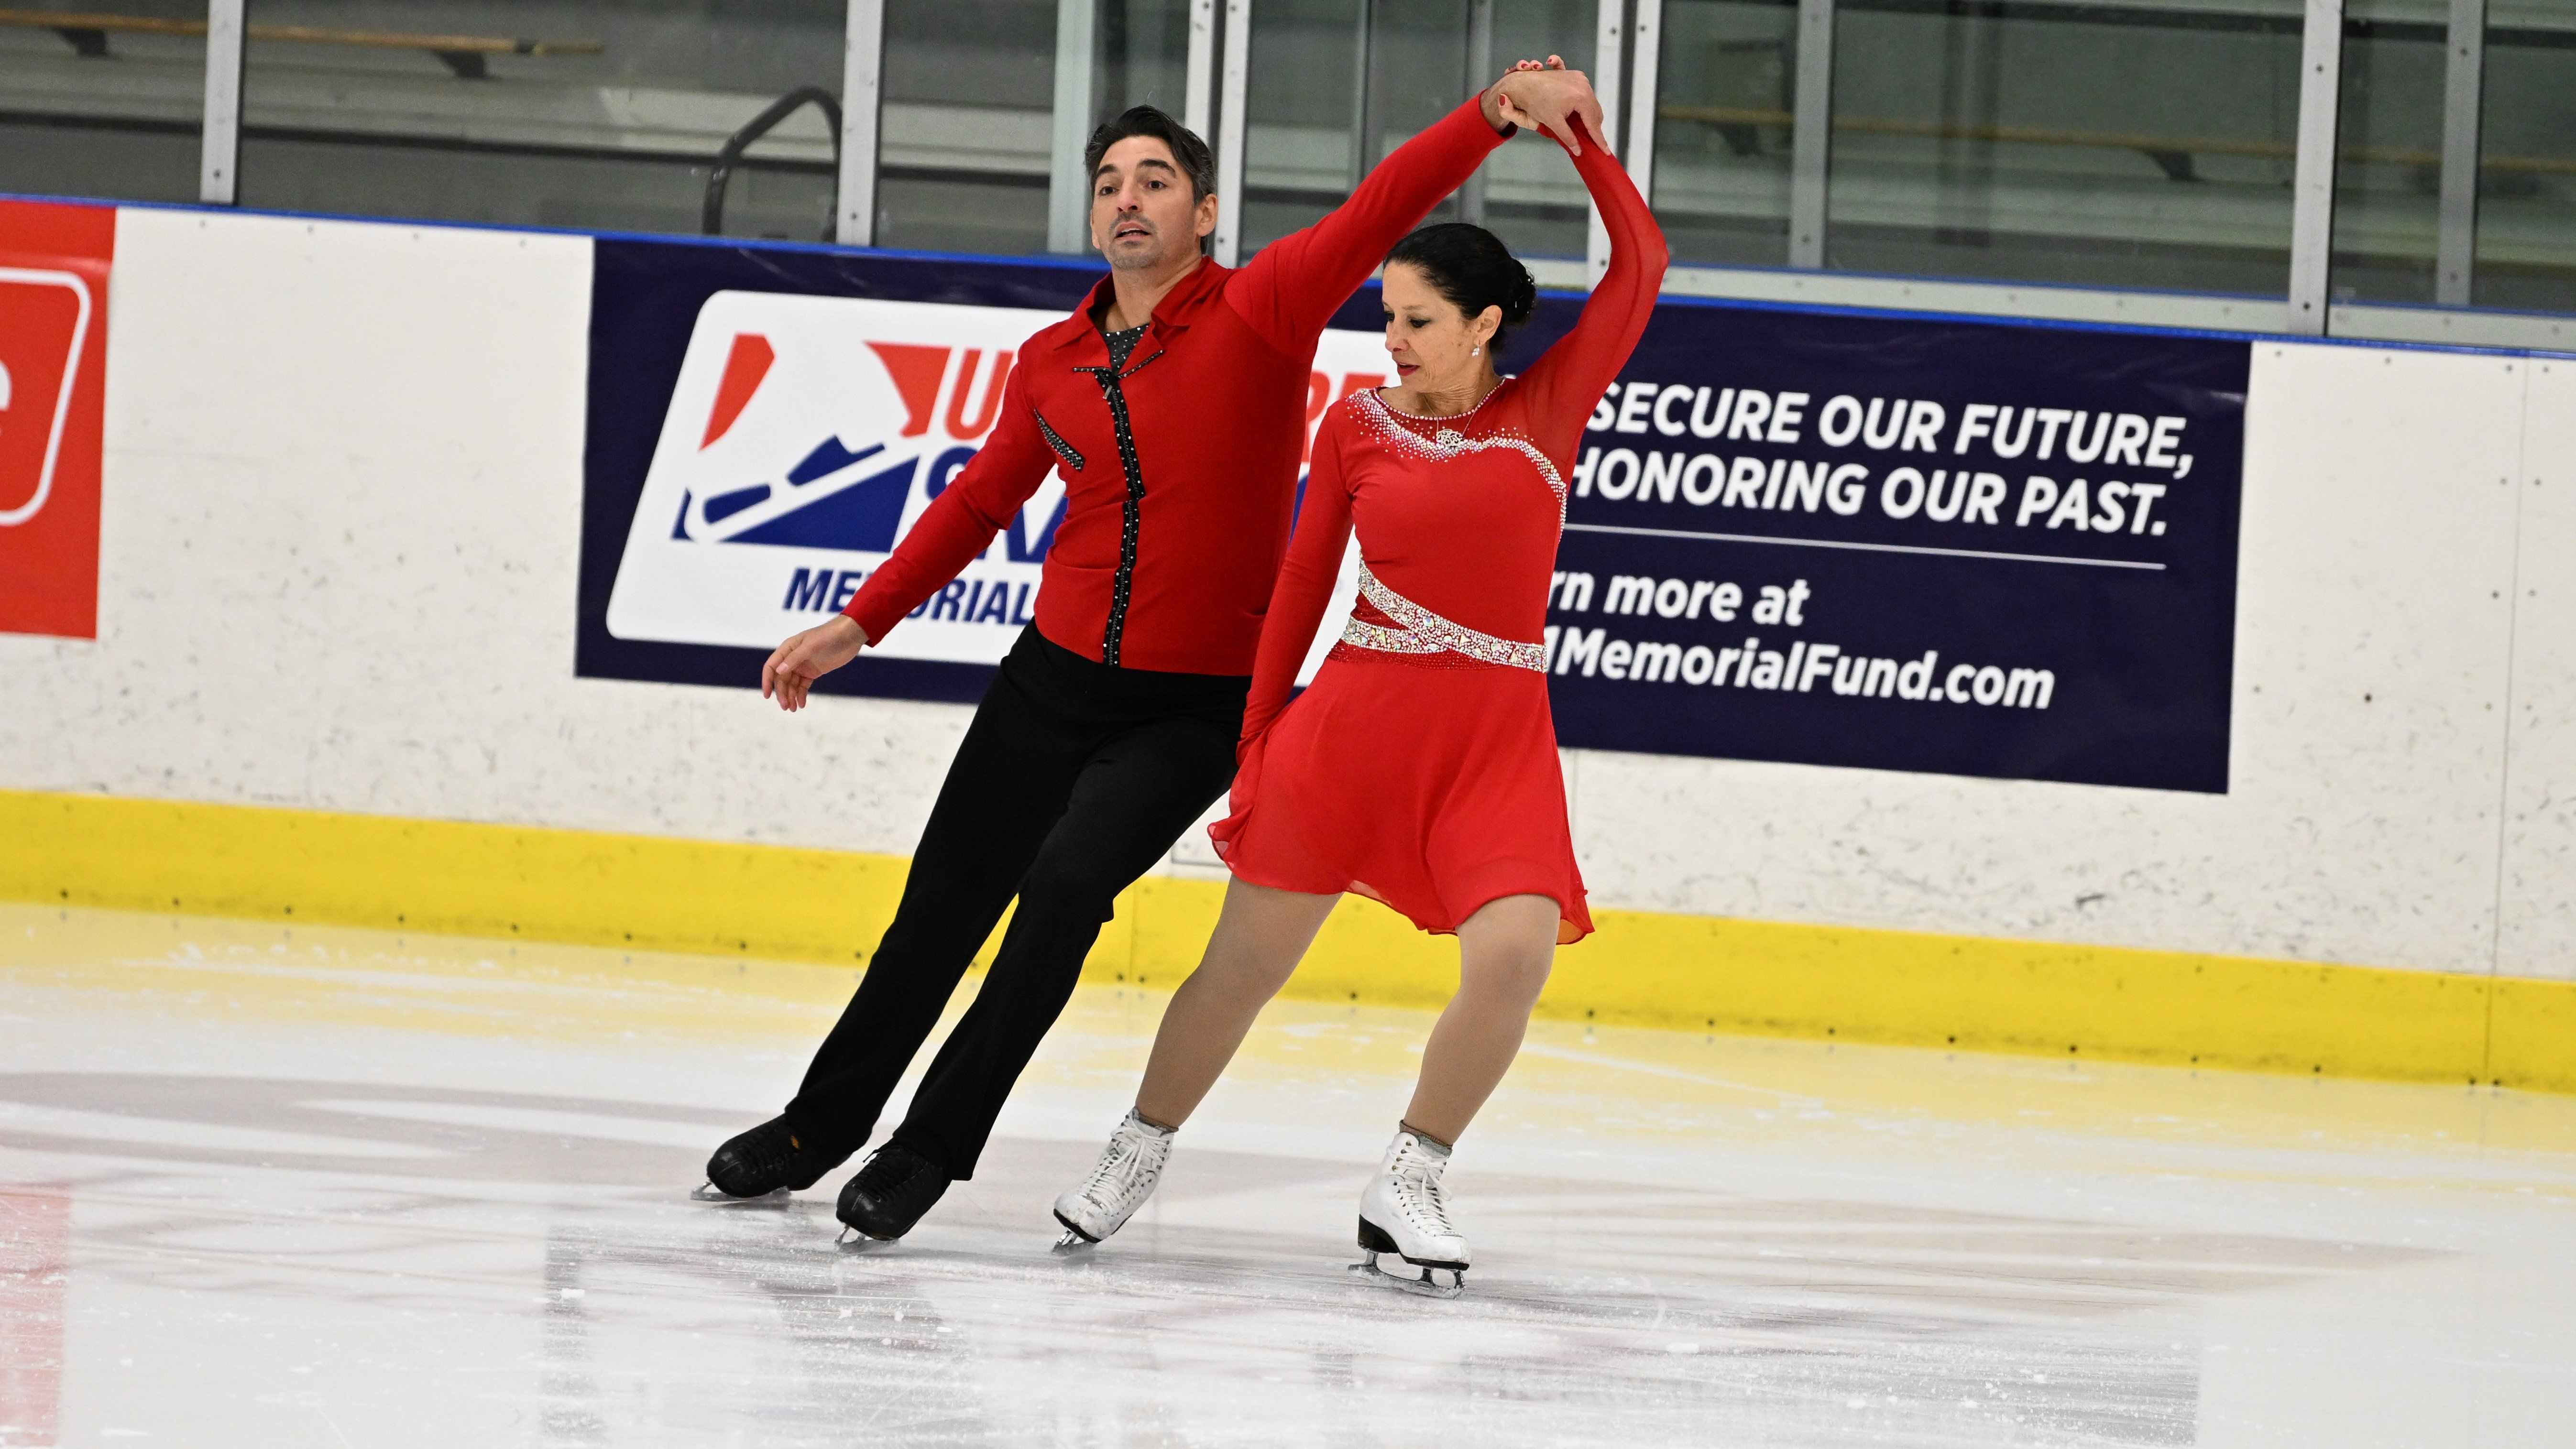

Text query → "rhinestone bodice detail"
[1332,388,1564,673]
[1340,566,1548,671]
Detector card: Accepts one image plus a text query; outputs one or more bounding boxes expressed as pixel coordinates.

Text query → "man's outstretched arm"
[764,362,1057,712]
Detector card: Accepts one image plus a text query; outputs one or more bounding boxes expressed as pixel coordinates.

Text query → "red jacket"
[843,96,1510,675]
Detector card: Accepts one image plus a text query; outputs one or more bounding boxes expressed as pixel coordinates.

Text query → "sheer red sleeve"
[1224,97,1509,357]
[1514,117,1670,461]
[841,358,1054,643]
[1239,415,1357,746]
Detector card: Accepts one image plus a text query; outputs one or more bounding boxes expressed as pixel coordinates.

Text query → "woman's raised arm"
[1514,115,1670,460]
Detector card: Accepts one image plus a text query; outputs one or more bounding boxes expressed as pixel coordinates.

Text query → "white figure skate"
[1051,1108,1175,1250]
[1351,1127,1467,1297]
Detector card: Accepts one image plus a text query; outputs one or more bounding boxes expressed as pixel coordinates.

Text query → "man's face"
[1089,137,1218,271]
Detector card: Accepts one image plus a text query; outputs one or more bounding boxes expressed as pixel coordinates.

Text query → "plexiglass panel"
[1648,0,1796,267]
[878,0,1054,254]
[1482,0,1599,261]
[1238,0,1595,264]
[1824,0,2304,295]
[882,0,1195,257]
[0,0,205,205]
[0,0,2567,320]
[2475,0,2576,312]
[233,0,846,238]
[2329,0,2448,304]
[1239,0,1395,255]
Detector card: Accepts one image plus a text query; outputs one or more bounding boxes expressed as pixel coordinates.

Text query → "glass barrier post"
[2288,0,2345,335]
[839,0,886,246]
[1786,0,1831,268]
[1186,0,1217,138]
[1623,0,1664,208]
[1050,0,1102,253]
[1348,0,1377,186]
[1588,0,1627,284]
[1459,0,1494,227]
[200,0,245,204]
[2435,0,2486,306]
[1215,0,1250,265]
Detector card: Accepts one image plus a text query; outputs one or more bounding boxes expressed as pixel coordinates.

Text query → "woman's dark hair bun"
[1384,222,1538,352]
[1506,268,1538,326]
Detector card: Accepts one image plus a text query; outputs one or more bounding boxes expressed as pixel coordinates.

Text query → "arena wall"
[4,202,2571,1087]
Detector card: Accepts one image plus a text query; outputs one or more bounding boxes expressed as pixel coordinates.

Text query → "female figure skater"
[1049,87,1666,1296]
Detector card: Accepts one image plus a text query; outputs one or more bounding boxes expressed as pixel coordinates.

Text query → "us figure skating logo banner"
[603,291,1068,665]
[579,238,1384,704]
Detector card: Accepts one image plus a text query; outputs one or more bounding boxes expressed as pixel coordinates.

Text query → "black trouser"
[782,626,1246,1179]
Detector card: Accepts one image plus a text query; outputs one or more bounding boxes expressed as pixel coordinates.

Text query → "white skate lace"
[1387,1139,1455,1238]
[1077,1118,1164,1213]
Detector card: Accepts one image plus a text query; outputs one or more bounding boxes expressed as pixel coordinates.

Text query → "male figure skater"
[699,69,1607,1243]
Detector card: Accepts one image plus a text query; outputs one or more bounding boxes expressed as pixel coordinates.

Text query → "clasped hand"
[1486,55,1608,156]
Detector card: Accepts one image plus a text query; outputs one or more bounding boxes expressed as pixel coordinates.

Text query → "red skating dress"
[1208,126,1667,946]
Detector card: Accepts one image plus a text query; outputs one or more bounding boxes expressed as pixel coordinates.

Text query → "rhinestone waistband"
[1337,565,1546,672]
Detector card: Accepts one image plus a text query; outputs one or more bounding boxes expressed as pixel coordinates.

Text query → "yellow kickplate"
[5,787,2565,1092]
[1550,911,2508,1088]
[2490,974,2576,1095]
[0,787,907,964]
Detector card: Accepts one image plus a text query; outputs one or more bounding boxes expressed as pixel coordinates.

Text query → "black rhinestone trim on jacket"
[1074,343,1164,667]
[1103,321,1148,372]
[1033,411,1085,472]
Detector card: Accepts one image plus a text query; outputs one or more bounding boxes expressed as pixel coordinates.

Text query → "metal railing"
[0,8,600,77]
[702,86,844,241]
[1653,104,2576,182]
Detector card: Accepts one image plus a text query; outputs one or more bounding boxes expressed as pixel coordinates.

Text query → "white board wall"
[2,207,2567,983]
[1570,343,2556,980]
[2499,358,2576,981]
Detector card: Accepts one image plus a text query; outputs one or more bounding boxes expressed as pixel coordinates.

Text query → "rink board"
[7,787,2569,1095]
[2,199,2571,1076]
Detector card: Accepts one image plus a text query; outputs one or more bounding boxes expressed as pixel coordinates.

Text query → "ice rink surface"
[2,903,2572,1448]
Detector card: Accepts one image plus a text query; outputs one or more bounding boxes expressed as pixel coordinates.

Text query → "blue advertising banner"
[1528,304,2246,794]
[579,233,2245,792]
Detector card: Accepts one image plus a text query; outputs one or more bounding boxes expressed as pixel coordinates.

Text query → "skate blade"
[835,1224,901,1252]
[690,1182,791,1206]
[1349,1253,1464,1299]
[1050,1209,1102,1254]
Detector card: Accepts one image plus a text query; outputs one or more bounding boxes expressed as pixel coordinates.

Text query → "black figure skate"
[693,1115,846,1205]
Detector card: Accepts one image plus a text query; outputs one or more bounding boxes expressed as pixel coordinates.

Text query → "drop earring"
[1471,344,1481,356]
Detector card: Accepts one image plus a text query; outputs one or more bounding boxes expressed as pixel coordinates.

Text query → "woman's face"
[1381,262,1501,392]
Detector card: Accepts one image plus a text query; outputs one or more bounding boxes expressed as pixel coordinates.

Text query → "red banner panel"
[0,198,113,640]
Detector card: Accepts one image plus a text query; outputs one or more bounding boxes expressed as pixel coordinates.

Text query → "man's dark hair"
[1385,223,1540,353]
[1084,106,1218,207]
